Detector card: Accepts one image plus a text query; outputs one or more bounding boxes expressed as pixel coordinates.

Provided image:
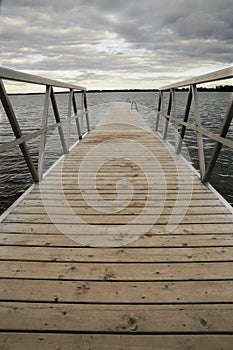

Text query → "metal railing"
[131,101,138,111]
[0,67,90,182]
[156,66,233,182]
[126,97,138,110]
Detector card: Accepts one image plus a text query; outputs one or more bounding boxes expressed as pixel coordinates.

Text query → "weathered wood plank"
[0,246,232,263]
[1,233,233,247]
[4,213,233,225]
[1,222,233,234]
[11,205,230,215]
[1,333,233,350]
[23,192,220,200]
[54,165,193,170]
[0,302,232,332]
[1,279,233,303]
[0,261,232,280]
[48,170,195,176]
[39,179,201,185]
[18,198,225,207]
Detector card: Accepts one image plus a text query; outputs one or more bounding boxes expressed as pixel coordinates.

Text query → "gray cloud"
[0,0,232,90]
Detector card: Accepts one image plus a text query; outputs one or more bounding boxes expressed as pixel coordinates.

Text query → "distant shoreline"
[8,85,233,96]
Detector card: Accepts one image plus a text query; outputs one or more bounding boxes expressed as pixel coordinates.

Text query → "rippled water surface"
[0,91,232,214]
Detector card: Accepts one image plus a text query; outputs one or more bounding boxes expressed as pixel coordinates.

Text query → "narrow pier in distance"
[0,102,233,349]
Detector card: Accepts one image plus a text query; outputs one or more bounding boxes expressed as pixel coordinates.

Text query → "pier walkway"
[0,102,233,349]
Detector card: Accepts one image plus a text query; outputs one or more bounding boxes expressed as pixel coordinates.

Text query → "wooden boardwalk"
[0,102,233,349]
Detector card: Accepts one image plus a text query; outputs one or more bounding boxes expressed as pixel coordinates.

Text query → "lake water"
[0,91,232,214]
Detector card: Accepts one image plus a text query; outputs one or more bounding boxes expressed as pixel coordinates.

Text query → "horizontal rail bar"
[0,67,90,187]
[0,79,39,182]
[0,66,86,91]
[160,66,233,90]
[203,94,233,182]
[157,67,233,186]
[0,112,85,153]
[159,111,233,149]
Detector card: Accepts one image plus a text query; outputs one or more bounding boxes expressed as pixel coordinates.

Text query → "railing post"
[72,92,82,139]
[66,89,73,151]
[171,88,176,117]
[38,85,51,180]
[83,90,90,132]
[50,87,68,155]
[176,87,192,154]
[163,89,172,140]
[171,88,179,149]
[203,93,233,182]
[0,79,39,182]
[155,91,162,131]
[192,84,206,179]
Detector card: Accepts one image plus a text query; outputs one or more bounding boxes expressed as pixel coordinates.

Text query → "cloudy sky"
[0,0,232,91]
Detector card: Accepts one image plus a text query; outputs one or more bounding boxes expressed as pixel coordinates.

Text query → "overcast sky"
[0,0,233,91]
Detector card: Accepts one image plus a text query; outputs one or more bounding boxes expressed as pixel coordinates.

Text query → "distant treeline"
[8,85,233,96]
[88,85,233,93]
[87,89,157,93]
[177,85,233,92]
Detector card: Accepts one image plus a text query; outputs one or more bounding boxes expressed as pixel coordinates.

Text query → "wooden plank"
[36,183,205,189]
[42,173,195,180]
[1,279,233,303]
[0,302,232,332]
[23,192,219,200]
[52,159,192,164]
[41,177,199,182]
[1,222,233,234]
[59,153,190,158]
[48,169,196,174]
[1,233,233,248]
[51,165,196,171]
[18,198,225,207]
[11,205,230,215]
[29,189,212,195]
[4,213,233,225]
[0,261,232,280]
[40,185,199,191]
[48,170,195,175]
[0,246,233,263]
[1,333,233,350]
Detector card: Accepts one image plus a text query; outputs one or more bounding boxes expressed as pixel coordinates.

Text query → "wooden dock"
[1,102,233,349]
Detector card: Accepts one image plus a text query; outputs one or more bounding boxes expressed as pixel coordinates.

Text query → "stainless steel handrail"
[160,66,233,89]
[156,66,233,183]
[0,67,90,182]
[0,66,86,90]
